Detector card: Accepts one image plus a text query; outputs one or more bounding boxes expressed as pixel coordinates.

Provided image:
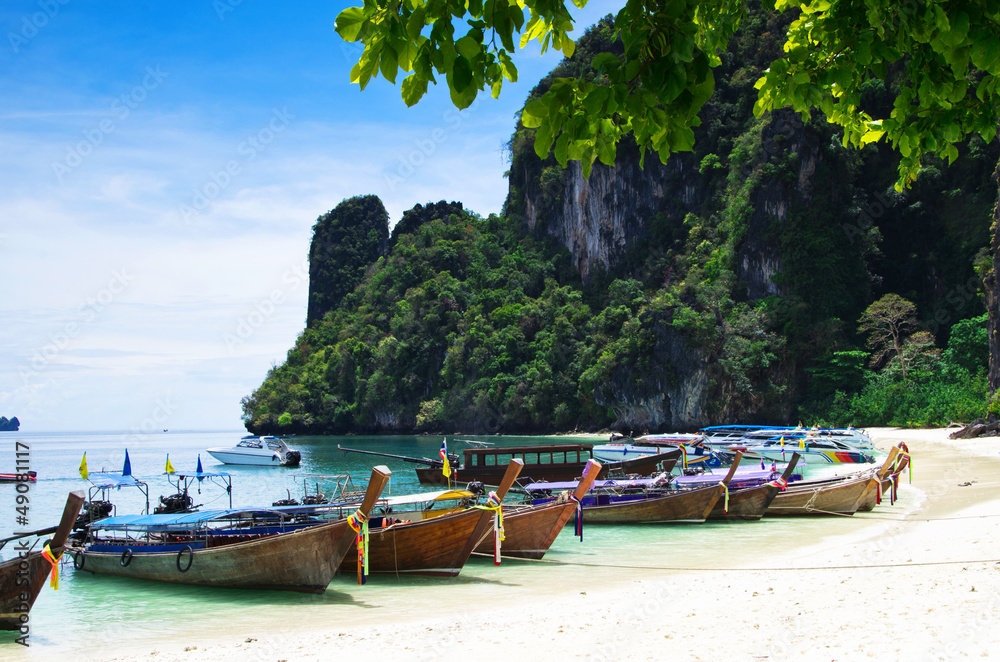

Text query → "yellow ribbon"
[346,510,369,585]
[476,491,504,565]
[41,544,62,590]
[719,482,729,514]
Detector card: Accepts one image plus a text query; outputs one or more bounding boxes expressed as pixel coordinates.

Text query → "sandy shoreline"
[39,428,1000,660]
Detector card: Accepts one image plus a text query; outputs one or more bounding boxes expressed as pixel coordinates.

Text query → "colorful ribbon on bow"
[347,510,369,585]
[719,482,729,514]
[41,544,62,590]
[570,494,583,541]
[480,491,504,566]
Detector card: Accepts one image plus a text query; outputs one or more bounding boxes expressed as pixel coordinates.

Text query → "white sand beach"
[82,428,1000,661]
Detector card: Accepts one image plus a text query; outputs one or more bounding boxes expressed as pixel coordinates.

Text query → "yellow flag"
[439,439,452,478]
[165,454,175,474]
[79,453,88,480]
[799,437,806,449]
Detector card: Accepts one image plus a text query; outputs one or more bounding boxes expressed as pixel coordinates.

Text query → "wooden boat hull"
[416,451,674,486]
[473,499,578,560]
[1,553,49,630]
[73,518,353,593]
[707,482,779,521]
[337,508,484,577]
[1,491,84,630]
[765,476,870,516]
[581,484,724,524]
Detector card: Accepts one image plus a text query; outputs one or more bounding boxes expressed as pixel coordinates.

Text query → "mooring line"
[477,555,1000,572]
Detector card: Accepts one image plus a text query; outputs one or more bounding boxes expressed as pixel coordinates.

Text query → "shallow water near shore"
[0,429,921,658]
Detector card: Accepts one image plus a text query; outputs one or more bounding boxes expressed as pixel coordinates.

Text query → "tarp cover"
[88,472,147,489]
[90,508,288,531]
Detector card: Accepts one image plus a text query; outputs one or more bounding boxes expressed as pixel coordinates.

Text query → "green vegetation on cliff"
[244,8,995,434]
[307,195,389,327]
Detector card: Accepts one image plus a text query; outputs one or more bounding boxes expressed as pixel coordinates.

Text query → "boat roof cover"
[321,489,475,509]
[377,489,474,507]
[167,470,231,478]
[90,508,289,531]
[88,472,147,489]
[524,477,663,492]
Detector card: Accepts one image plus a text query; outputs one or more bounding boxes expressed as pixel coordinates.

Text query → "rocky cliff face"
[593,315,711,431]
[508,110,829,431]
[738,110,822,300]
[515,140,699,283]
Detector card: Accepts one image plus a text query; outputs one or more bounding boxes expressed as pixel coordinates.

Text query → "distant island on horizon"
[0,416,20,432]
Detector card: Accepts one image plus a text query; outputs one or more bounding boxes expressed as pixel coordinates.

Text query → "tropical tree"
[335,0,746,177]
[857,293,924,379]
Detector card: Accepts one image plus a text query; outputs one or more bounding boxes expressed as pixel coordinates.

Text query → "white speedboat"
[206,436,301,466]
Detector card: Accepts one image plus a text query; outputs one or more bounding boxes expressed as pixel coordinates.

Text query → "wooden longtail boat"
[851,443,911,511]
[1,491,85,630]
[0,471,36,483]
[707,453,801,521]
[338,443,676,486]
[417,445,674,486]
[472,459,603,560]
[70,466,391,593]
[336,460,524,577]
[765,472,872,516]
[574,454,743,524]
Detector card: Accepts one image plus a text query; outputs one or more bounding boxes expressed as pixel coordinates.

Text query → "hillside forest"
[241,6,994,436]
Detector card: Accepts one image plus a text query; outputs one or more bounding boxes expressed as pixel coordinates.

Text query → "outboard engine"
[74,500,113,529]
[466,481,486,497]
[273,489,300,507]
[300,493,328,505]
[155,492,194,514]
[282,450,301,467]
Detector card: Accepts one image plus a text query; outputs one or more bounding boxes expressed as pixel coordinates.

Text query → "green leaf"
[401,73,428,107]
[406,6,427,41]
[451,54,473,91]
[379,44,399,84]
[971,34,1000,72]
[523,97,549,120]
[449,82,478,109]
[561,34,575,59]
[335,6,366,42]
[456,35,480,61]
[582,87,609,115]
[534,122,554,159]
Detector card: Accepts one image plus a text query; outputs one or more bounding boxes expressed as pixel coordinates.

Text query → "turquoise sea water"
[0,430,911,658]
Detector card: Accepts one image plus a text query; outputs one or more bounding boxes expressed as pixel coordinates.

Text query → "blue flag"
[196,454,204,481]
[122,449,132,476]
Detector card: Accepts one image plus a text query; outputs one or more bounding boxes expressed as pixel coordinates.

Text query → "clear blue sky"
[0,1,616,431]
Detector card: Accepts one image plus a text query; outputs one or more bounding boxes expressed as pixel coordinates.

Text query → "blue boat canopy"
[166,470,231,479]
[90,508,291,532]
[88,472,147,489]
[524,477,663,492]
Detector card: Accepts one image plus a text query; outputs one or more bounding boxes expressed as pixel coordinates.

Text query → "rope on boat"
[470,554,1000,572]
